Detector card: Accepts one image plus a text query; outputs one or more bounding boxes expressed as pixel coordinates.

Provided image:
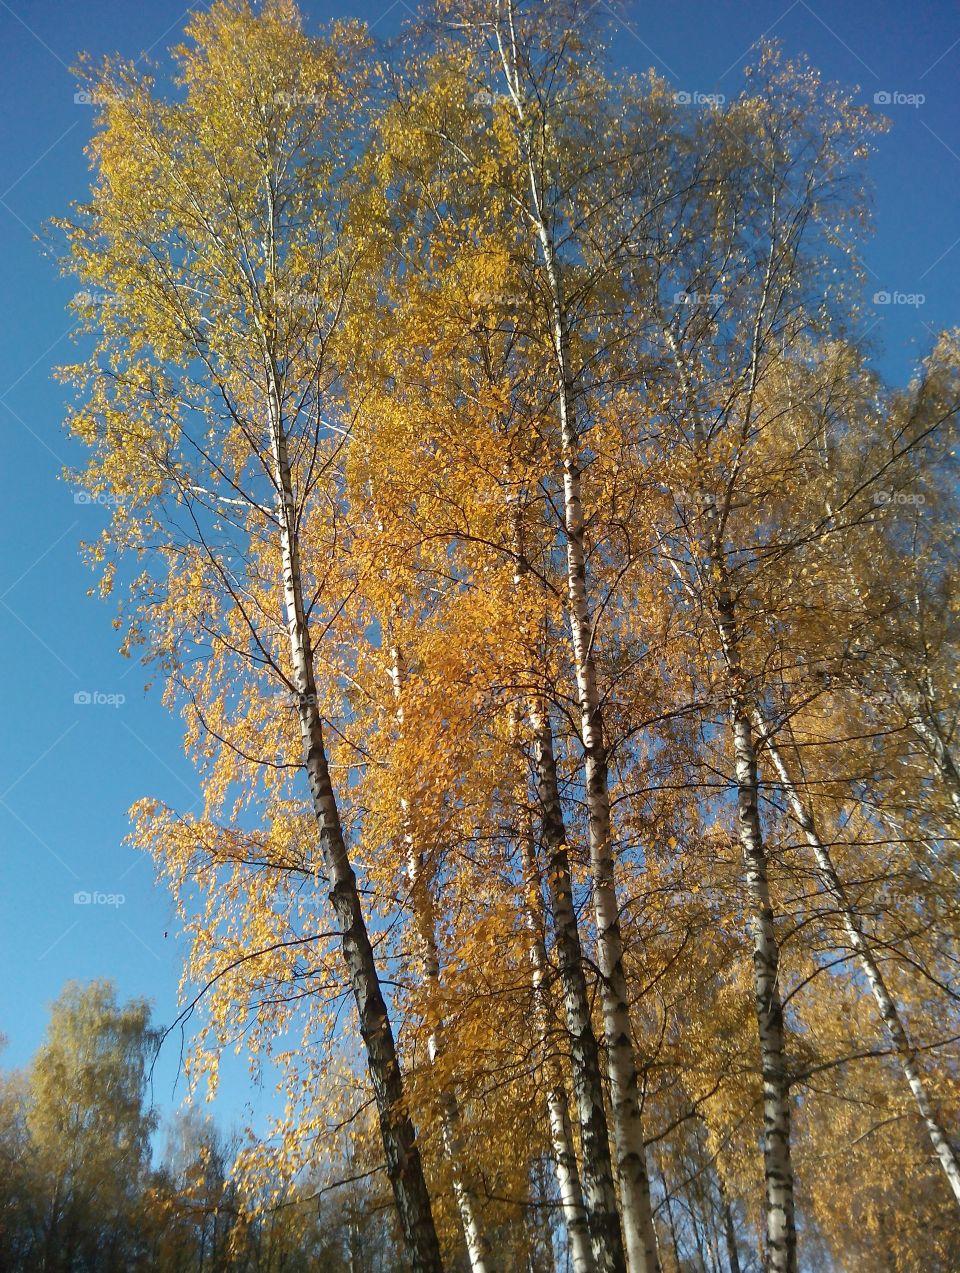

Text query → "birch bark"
[266,391,443,1273]
[756,714,960,1207]
[662,320,798,1273]
[713,589,796,1273]
[511,508,624,1273]
[490,27,661,1260]
[388,645,494,1273]
[528,707,631,1273]
[890,677,960,816]
[518,807,598,1273]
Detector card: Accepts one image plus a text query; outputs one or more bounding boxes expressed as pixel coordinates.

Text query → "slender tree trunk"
[688,1198,709,1273]
[659,1163,683,1273]
[507,536,594,1270]
[41,1184,61,1273]
[529,705,629,1273]
[714,584,795,1273]
[518,802,598,1273]
[524,177,659,1273]
[389,645,494,1273]
[268,398,443,1273]
[825,490,960,818]
[666,306,797,1270]
[548,325,660,1273]
[756,713,960,1207]
[716,1175,741,1273]
[492,27,659,1266]
[728,703,795,1273]
[529,1158,561,1273]
[509,496,624,1273]
[723,1205,741,1273]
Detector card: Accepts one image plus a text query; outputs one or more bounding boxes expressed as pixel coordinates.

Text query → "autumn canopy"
[49,0,960,1270]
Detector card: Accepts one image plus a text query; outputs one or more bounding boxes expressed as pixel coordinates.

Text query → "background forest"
[3,1,959,1270]
[0,981,396,1271]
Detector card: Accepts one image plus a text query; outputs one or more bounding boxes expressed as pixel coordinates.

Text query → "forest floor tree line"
[40,0,960,1269]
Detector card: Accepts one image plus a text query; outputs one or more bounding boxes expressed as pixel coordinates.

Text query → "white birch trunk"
[539,288,660,1273]
[529,707,633,1273]
[511,509,623,1273]
[519,807,598,1273]
[266,391,442,1273]
[664,317,798,1272]
[490,25,660,1266]
[389,646,494,1273]
[514,149,660,1273]
[757,715,960,1207]
[714,590,796,1273]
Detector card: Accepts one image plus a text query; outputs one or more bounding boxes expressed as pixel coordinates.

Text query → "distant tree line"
[0,982,401,1272]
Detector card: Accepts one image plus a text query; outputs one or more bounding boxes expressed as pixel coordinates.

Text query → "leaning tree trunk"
[493,35,660,1268]
[667,306,798,1272]
[524,188,659,1273]
[529,706,631,1273]
[510,504,624,1273]
[268,398,442,1273]
[389,645,494,1273]
[756,713,960,1207]
[519,805,598,1273]
[714,584,796,1273]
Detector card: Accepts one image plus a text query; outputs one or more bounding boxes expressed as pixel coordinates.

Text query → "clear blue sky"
[1,0,957,1131]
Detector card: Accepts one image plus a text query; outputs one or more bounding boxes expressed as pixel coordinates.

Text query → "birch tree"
[58,7,443,1267]
[402,6,667,1264]
[620,49,883,1271]
[756,714,960,1203]
[55,2,960,1267]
